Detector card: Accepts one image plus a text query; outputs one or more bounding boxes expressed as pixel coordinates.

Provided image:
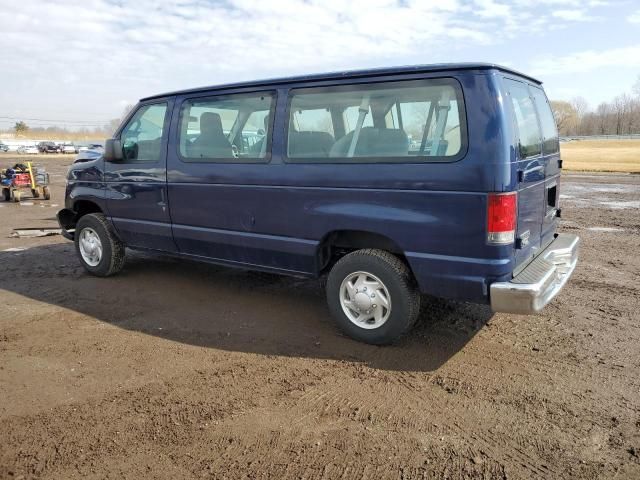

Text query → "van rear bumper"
[490,233,579,314]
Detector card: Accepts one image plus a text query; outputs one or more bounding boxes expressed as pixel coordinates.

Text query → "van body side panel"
[165,71,513,301]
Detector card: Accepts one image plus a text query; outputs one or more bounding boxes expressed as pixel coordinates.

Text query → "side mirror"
[104,138,123,162]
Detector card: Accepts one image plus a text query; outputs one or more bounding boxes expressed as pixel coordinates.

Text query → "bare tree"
[106,104,136,136]
[570,97,589,135]
[550,101,576,136]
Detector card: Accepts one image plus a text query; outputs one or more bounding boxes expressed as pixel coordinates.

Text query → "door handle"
[158,188,167,208]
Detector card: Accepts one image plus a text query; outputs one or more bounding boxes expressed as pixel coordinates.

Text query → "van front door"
[105,100,176,252]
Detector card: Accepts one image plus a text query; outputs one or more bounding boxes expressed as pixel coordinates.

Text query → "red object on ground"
[12,173,31,187]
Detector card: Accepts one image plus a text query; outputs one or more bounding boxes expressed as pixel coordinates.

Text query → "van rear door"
[530,86,561,248]
[504,78,560,270]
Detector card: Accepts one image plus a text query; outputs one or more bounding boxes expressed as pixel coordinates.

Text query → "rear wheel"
[2,188,9,202]
[42,186,50,200]
[32,188,40,198]
[75,213,126,277]
[326,249,421,345]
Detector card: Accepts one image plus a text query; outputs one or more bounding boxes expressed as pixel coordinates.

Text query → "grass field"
[561,139,640,173]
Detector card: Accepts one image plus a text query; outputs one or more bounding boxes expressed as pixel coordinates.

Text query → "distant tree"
[550,101,576,136]
[14,121,29,136]
[106,104,136,135]
[569,97,589,135]
[634,75,640,97]
[595,102,612,134]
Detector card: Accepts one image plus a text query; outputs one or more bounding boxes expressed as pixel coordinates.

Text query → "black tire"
[326,249,421,345]
[32,188,40,198]
[2,188,9,202]
[42,186,50,200]
[74,213,126,277]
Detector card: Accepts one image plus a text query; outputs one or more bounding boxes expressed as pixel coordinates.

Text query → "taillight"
[487,192,517,245]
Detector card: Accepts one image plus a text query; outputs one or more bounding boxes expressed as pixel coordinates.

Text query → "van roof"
[141,63,541,101]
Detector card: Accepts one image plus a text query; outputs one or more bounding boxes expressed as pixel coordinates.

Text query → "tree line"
[4,105,134,141]
[551,75,640,137]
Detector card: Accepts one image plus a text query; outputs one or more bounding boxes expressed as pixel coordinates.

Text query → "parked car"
[37,141,61,154]
[75,143,103,153]
[60,143,76,154]
[0,142,9,152]
[17,145,39,154]
[57,63,579,345]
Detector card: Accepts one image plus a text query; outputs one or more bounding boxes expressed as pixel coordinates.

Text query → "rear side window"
[505,79,541,159]
[531,87,559,155]
[286,78,466,163]
[179,92,275,163]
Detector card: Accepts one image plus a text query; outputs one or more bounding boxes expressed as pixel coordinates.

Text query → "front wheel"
[326,249,421,345]
[74,213,126,277]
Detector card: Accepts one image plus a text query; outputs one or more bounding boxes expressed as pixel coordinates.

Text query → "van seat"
[330,127,409,158]
[288,131,335,158]
[187,112,233,158]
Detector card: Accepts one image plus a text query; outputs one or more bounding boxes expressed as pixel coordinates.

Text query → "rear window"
[505,79,542,159]
[286,78,466,163]
[531,87,559,155]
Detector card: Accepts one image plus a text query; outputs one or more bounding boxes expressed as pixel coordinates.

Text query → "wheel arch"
[58,200,104,230]
[316,229,411,274]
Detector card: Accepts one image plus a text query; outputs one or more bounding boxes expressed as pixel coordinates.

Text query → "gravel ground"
[0,154,639,479]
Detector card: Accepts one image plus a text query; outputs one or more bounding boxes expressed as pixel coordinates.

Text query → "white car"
[17,145,39,154]
[60,144,76,154]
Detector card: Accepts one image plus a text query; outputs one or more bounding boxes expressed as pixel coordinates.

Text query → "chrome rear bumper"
[490,233,580,314]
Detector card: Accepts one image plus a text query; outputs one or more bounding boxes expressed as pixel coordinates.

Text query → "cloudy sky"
[0,0,639,130]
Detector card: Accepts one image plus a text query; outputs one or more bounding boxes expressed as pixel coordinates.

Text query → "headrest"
[200,112,224,135]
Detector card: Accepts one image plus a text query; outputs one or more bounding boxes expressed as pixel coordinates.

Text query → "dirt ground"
[0,154,639,479]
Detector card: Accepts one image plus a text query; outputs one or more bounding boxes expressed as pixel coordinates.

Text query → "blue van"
[58,63,579,344]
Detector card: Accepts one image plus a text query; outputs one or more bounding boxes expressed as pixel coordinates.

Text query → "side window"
[179,92,275,162]
[286,79,465,163]
[120,103,167,163]
[531,87,559,155]
[400,99,461,156]
[506,79,541,159]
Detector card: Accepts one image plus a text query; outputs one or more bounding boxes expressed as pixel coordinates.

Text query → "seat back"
[330,127,409,158]
[187,112,232,158]
[288,131,335,158]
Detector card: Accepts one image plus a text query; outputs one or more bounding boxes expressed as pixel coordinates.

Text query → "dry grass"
[561,140,640,173]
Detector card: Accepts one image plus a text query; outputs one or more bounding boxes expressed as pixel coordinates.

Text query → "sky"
[0,0,639,130]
